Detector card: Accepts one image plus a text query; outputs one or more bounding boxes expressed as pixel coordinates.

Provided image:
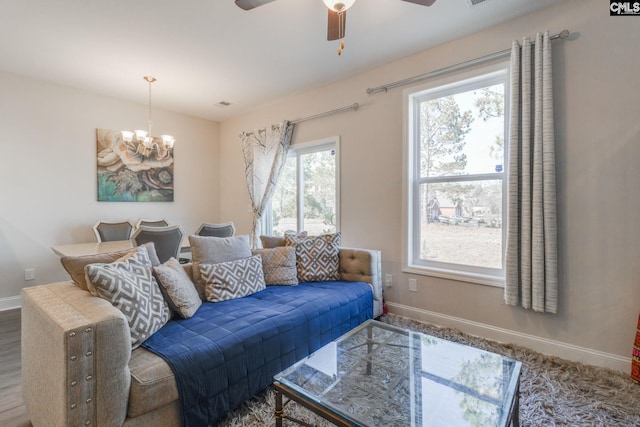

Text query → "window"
[403,63,508,286]
[263,137,340,236]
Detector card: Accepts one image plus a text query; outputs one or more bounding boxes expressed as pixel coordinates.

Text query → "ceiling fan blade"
[401,0,437,6]
[327,9,346,41]
[235,0,277,10]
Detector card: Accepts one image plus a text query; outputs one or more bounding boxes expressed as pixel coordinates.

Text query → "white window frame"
[402,61,509,287]
[262,136,341,236]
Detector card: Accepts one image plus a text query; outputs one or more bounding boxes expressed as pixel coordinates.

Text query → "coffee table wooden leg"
[366,323,373,375]
[275,388,284,427]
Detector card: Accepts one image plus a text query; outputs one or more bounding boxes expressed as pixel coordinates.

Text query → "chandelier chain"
[145,76,156,137]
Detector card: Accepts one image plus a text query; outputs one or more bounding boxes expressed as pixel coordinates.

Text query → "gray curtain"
[241,120,295,248]
[505,31,558,313]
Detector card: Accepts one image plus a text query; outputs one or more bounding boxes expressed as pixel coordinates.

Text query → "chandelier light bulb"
[134,130,148,140]
[121,131,134,143]
[161,135,175,149]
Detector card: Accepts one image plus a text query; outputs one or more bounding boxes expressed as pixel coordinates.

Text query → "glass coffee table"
[273,319,521,427]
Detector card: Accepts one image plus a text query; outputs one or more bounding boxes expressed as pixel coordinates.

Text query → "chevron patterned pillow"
[285,232,341,282]
[200,255,266,302]
[189,234,252,300]
[85,245,170,349]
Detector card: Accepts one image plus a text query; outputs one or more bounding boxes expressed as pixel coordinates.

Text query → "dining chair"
[93,220,134,242]
[131,225,185,264]
[135,218,169,229]
[195,221,236,237]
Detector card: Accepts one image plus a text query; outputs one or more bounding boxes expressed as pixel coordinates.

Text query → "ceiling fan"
[235,0,438,55]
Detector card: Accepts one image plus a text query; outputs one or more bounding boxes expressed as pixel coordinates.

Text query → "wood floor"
[0,309,31,427]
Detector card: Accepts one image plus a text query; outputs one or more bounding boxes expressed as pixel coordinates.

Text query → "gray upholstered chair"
[131,225,185,264]
[195,221,236,237]
[93,220,134,242]
[135,218,169,229]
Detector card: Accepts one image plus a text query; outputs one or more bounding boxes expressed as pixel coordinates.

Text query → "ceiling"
[0,0,561,122]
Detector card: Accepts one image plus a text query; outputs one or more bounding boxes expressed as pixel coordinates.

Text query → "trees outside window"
[404,64,508,286]
[264,138,339,236]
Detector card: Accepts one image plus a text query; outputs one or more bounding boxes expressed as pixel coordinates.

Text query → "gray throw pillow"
[200,254,266,302]
[62,242,160,295]
[189,234,252,299]
[85,245,170,350]
[259,231,307,249]
[252,247,298,286]
[153,257,202,318]
[61,248,131,293]
[285,233,342,282]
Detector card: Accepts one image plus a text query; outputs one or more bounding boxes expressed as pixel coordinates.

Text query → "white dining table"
[51,239,191,257]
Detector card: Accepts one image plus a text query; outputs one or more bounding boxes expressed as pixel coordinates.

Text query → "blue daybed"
[21,246,382,427]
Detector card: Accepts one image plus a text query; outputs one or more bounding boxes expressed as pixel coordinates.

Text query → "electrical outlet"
[24,268,36,281]
[408,278,417,292]
[384,274,393,287]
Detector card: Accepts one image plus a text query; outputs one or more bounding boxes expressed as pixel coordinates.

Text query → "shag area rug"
[213,314,640,426]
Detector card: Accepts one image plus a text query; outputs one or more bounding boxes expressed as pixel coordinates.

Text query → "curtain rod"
[366,29,570,96]
[240,103,359,137]
[291,102,359,124]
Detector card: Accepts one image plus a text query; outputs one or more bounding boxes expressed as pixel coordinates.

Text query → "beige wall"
[0,71,220,303]
[2,0,636,369]
[220,0,640,366]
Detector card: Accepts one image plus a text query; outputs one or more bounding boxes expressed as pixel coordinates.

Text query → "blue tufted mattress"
[142,280,373,427]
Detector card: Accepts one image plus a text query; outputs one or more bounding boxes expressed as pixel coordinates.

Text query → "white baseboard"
[387,302,630,373]
[0,295,21,312]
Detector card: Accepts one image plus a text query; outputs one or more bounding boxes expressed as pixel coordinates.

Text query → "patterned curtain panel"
[504,31,559,313]
[241,121,295,248]
[631,314,640,383]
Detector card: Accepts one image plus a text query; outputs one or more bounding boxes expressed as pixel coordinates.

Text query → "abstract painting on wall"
[96,128,174,202]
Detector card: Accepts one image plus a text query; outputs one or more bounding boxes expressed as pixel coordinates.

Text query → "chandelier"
[121,76,175,162]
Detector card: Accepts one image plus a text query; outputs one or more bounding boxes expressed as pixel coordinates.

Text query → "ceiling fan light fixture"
[322,0,356,12]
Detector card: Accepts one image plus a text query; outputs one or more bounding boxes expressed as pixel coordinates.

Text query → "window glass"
[419,180,503,269]
[405,65,508,286]
[302,149,337,235]
[420,84,505,178]
[268,139,339,236]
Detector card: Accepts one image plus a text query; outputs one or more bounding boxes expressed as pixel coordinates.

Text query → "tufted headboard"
[338,247,383,317]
